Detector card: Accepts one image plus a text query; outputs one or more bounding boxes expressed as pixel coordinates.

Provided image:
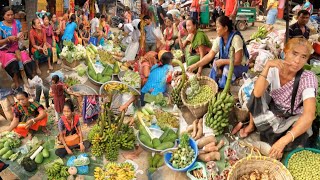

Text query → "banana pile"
[171,60,186,106]
[94,162,135,180]
[104,82,129,94]
[45,162,69,180]
[205,92,234,135]
[250,26,268,40]
[205,47,236,136]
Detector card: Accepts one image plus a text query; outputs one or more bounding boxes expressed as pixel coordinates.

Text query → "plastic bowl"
[164,138,199,172]
[313,42,320,55]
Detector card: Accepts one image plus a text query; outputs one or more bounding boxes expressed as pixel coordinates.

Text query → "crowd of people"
[0,0,319,176]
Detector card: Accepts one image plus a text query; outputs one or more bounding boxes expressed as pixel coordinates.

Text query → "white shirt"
[90,17,100,35]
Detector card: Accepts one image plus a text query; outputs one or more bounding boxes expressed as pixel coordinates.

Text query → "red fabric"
[74,32,79,45]
[225,0,237,17]
[166,74,172,83]
[191,0,200,12]
[165,28,174,50]
[30,28,46,54]
[61,114,80,132]
[51,82,65,113]
[14,115,48,137]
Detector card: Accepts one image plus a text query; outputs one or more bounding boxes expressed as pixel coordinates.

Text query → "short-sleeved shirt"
[211,35,247,65]
[289,22,310,39]
[90,18,100,35]
[267,0,278,9]
[145,24,156,44]
[0,20,22,39]
[61,22,77,41]
[225,0,237,17]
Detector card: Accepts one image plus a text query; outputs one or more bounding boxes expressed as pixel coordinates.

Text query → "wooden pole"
[285,0,290,43]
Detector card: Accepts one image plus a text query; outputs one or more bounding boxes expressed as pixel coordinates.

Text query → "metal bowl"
[137,128,178,153]
[99,81,141,96]
[86,69,104,86]
[69,84,98,95]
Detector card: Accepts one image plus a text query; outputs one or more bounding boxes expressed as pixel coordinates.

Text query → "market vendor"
[135,51,158,86]
[61,14,77,43]
[289,10,310,40]
[188,16,249,88]
[3,91,48,138]
[0,6,35,89]
[184,18,212,76]
[162,15,178,51]
[118,23,134,48]
[30,18,53,74]
[240,38,317,159]
[55,99,90,158]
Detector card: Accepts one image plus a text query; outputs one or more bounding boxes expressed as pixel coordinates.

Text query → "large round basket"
[181,76,218,119]
[62,58,80,68]
[227,155,293,180]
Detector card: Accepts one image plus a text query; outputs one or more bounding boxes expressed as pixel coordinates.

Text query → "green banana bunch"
[105,141,120,161]
[171,59,187,106]
[60,166,69,177]
[205,47,236,135]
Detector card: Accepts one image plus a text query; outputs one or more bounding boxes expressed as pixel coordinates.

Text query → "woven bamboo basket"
[62,58,80,68]
[234,105,249,122]
[227,149,293,180]
[181,76,218,119]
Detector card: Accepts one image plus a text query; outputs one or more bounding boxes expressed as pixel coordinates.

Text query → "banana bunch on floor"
[205,92,234,135]
[45,162,70,180]
[94,162,135,180]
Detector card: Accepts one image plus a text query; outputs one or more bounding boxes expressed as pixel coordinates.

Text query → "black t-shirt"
[157,5,166,24]
[288,22,310,39]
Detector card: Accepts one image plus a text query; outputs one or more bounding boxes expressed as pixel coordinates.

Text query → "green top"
[148,5,159,24]
[191,29,212,50]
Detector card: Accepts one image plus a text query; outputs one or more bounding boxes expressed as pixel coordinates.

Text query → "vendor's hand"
[66,147,73,155]
[119,104,128,112]
[187,64,198,73]
[25,120,34,129]
[79,143,85,152]
[269,138,287,159]
[265,59,285,70]
[214,59,224,68]
[196,70,202,77]
[18,33,24,40]
[8,36,18,42]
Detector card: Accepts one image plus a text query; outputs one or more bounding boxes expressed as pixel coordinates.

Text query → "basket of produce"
[69,84,98,95]
[118,70,141,89]
[227,149,293,180]
[62,58,80,68]
[181,76,218,119]
[164,134,198,172]
[60,41,86,68]
[284,148,320,180]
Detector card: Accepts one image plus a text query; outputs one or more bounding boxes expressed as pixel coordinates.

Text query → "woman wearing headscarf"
[121,19,141,62]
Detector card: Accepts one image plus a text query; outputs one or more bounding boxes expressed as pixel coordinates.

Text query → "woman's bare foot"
[36,68,41,75]
[48,65,53,70]
[239,124,255,138]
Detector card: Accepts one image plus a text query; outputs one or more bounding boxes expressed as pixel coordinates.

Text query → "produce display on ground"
[171,60,187,106]
[154,110,179,129]
[64,76,81,87]
[119,70,141,88]
[250,26,268,40]
[60,41,87,63]
[148,153,164,174]
[239,170,274,180]
[94,162,135,180]
[186,76,214,105]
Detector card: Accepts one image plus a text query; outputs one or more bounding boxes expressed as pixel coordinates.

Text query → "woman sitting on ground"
[240,38,318,159]
[184,18,212,76]
[162,15,178,51]
[3,91,48,138]
[188,16,249,88]
[55,99,90,158]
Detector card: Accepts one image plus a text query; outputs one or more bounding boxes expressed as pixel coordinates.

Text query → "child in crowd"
[50,75,67,122]
[78,23,90,46]
[143,15,157,52]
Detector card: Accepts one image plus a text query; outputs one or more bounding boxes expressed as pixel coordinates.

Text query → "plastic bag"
[238,73,257,109]
[206,161,219,180]
[67,156,77,167]
[28,75,43,88]
[153,27,164,40]
[77,165,89,175]
[186,162,208,180]
[74,157,90,166]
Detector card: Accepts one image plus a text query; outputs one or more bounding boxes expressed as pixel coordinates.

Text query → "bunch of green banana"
[105,141,120,161]
[91,134,105,157]
[60,166,69,177]
[205,47,236,135]
[171,59,186,106]
[46,162,63,179]
[250,26,268,40]
[118,131,135,150]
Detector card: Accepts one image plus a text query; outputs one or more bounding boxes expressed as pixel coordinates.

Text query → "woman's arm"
[197,45,207,75]
[214,49,244,67]
[5,116,19,132]
[142,65,151,78]
[30,32,42,50]
[194,49,217,68]
[34,108,47,122]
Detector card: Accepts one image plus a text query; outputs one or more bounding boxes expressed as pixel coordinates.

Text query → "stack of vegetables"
[205,47,236,135]
[171,60,187,106]
[169,134,195,169]
[186,76,214,105]
[144,93,169,107]
[250,26,268,40]
[172,50,184,61]
[88,103,135,161]
[0,132,21,161]
[64,76,81,87]
[60,41,87,63]
[154,110,179,130]
[197,136,224,162]
[87,59,119,83]
[94,162,135,180]
[139,125,177,150]
[119,70,141,88]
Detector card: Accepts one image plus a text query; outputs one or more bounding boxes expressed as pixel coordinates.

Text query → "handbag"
[269,69,304,118]
[62,115,81,147]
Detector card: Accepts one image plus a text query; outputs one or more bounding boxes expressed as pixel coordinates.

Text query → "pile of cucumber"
[0,137,21,161]
[139,125,178,151]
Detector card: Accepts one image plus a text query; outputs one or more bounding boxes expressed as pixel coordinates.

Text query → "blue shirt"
[62,22,77,41]
[64,0,69,9]
[0,20,22,39]
[144,24,156,44]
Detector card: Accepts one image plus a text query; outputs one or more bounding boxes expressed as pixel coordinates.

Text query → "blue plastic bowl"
[164,138,199,172]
